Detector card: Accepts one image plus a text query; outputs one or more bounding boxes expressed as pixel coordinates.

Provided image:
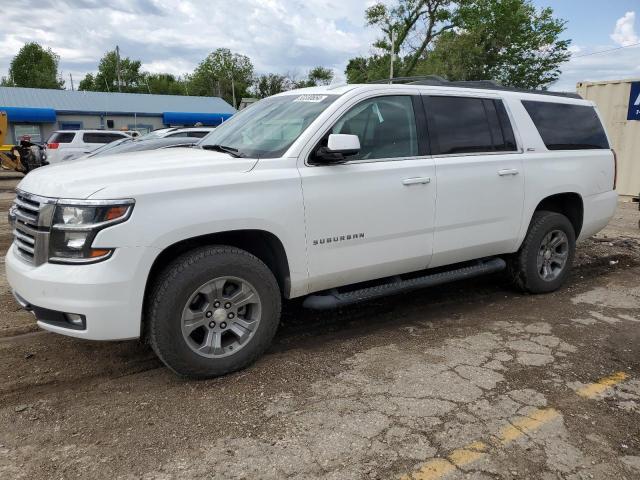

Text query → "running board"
[302,257,507,310]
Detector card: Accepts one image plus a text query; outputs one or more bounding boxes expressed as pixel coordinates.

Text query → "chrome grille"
[10,190,56,266]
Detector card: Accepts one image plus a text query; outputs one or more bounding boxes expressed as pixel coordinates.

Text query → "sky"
[0,0,638,92]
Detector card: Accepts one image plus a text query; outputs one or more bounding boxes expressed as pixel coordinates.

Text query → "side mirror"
[314,134,360,163]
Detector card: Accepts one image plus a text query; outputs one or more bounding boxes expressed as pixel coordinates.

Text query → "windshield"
[199,94,338,158]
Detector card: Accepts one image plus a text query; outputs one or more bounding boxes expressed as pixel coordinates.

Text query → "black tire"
[147,246,281,379]
[508,211,576,294]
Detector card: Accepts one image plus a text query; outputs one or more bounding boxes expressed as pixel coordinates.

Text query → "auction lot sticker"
[294,94,328,103]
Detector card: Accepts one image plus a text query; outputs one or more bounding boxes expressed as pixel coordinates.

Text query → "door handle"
[402,176,431,186]
[498,169,519,176]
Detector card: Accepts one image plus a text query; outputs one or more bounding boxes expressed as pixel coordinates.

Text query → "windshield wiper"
[201,144,244,158]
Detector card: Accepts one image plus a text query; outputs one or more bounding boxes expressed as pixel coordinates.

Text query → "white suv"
[7,80,617,378]
[46,130,131,164]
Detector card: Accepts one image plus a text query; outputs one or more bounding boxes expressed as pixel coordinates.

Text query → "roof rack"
[367,75,582,99]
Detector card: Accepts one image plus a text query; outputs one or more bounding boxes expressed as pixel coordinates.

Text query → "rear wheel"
[509,211,576,293]
[147,246,281,378]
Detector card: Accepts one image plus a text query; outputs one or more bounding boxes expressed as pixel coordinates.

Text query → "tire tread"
[147,246,281,379]
[509,210,575,294]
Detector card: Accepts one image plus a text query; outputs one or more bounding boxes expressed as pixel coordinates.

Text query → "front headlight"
[49,200,134,264]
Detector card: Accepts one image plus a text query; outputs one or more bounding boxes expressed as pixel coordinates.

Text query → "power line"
[572,41,640,58]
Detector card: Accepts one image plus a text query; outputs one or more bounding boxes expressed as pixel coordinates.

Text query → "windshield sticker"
[293,94,328,103]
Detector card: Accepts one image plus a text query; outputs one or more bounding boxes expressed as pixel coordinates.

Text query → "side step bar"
[302,257,507,310]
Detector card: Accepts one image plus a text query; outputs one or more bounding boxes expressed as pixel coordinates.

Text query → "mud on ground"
[1,176,639,480]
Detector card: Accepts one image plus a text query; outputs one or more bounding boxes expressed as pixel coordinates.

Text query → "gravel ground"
[0,176,639,480]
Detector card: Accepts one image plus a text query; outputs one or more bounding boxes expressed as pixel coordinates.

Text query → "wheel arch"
[532,192,584,238]
[141,229,291,339]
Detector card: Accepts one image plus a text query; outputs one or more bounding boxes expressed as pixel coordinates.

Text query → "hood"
[17,148,258,199]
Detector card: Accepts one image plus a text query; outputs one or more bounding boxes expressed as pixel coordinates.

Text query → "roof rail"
[367,75,582,99]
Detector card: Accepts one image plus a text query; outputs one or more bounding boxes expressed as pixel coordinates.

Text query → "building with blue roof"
[0,86,236,143]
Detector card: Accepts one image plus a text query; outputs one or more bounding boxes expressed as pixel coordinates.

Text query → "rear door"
[423,94,524,267]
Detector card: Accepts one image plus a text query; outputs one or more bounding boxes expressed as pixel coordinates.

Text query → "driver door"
[299,94,436,293]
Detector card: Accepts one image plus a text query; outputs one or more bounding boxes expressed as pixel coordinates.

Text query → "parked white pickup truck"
[7,79,617,378]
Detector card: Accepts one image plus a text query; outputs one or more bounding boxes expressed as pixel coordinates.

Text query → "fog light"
[64,313,85,328]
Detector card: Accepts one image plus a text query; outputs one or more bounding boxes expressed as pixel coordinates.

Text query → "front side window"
[522,100,609,150]
[426,96,517,155]
[329,96,418,160]
[199,94,339,158]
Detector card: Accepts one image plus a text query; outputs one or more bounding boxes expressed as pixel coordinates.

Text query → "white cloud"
[0,0,377,87]
[610,11,639,47]
[551,43,640,92]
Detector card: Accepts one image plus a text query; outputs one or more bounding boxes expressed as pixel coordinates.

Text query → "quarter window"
[330,96,418,160]
[47,132,75,144]
[521,100,609,150]
[82,132,127,144]
[425,96,517,155]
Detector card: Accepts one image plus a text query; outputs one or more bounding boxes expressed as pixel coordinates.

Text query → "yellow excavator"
[0,111,47,173]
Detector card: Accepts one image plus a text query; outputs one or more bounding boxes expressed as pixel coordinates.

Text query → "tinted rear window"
[83,132,127,144]
[48,132,75,143]
[425,96,518,155]
[521,101,609,150]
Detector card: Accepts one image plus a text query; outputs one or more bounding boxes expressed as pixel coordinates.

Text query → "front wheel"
[509,211,576,293]
[147,246,281,378]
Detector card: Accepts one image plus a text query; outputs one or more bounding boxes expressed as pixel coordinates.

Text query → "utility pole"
[69,73,74,91]
[231,75,236,108]
[115,45,122,92]
[389,29,395,83]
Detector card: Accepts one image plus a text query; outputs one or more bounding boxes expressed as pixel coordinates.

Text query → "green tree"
[189,48,254,107]
[345,55,401,83]
[143,73,188,95]
[78,50,144,93]
[422,0,570,89]
[348,0,570,89]
[253,73,291,98]
[1,42,64,89]
[365,0,463,77]
[294,66,335,88]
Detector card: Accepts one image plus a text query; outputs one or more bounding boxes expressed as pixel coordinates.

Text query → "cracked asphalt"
[0,175,639,480]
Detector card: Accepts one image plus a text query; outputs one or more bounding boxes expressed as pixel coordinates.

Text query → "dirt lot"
[1,175,640,480]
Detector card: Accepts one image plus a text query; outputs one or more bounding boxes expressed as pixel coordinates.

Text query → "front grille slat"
[13,229,35,245]
[16,241,35,255]
[14,210,38,226]
[14,197,40,213]
[10,190,54,266]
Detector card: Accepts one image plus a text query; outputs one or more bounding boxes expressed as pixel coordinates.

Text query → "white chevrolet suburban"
[6,79,617,378]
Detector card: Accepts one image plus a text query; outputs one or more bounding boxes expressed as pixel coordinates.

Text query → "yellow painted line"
[400,372,631,480]
[400,410,557,480]
[400,458,456,480]
[400,442,489,479]
[576,371,629,399]
[495,408,560,445]
[448,441,487,465]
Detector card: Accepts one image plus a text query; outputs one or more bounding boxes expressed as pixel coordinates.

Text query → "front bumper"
[5,243,159,340]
